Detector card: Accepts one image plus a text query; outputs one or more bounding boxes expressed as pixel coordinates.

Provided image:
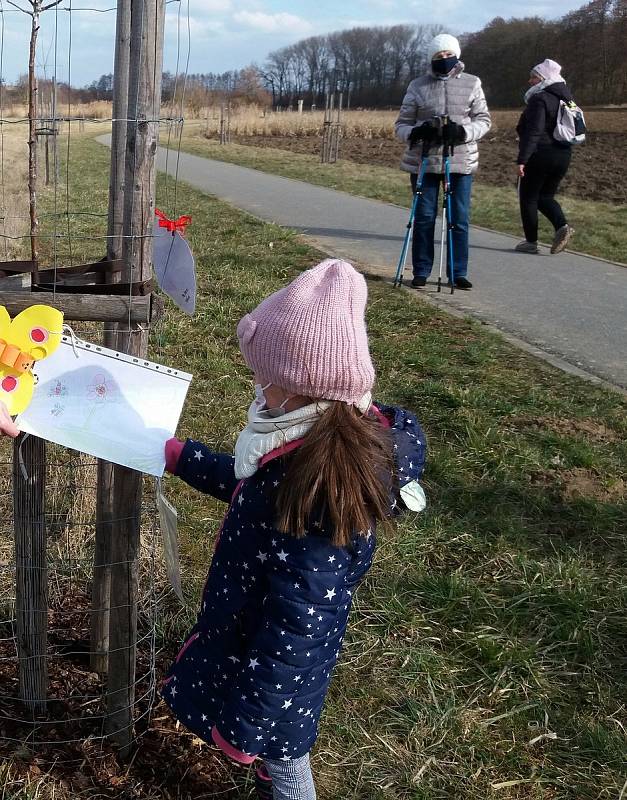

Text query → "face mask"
[266,397,292,418]
[254,382,271,408]
[432,56,458,76]
[253,382,292,417]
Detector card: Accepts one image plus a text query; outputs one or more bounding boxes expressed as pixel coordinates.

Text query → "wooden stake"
[13,433,47,713]
[28,4,40,277]
[106,0,165,754]
[92,0,132,678]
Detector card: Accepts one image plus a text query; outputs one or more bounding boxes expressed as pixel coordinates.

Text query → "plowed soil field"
[231,110,627,205]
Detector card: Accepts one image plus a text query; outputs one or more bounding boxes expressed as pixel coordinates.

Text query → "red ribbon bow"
[155,208,192,234]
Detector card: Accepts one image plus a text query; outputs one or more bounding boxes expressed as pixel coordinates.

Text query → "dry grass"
[196,105,627,140]
[199,104,398,138]
[2,101,113,121]
[0,125,29,259]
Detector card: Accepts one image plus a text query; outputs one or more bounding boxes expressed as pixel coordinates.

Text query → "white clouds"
[191,0,232,11]
[232,10,313,35]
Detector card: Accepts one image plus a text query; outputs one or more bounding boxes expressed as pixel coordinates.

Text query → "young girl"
[162,259,426,799]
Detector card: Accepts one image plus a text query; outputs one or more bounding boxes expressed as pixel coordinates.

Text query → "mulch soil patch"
[0,594,236,799]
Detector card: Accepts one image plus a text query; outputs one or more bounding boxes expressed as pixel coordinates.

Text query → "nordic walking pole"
[436,115,449,294]
[444,153,455,295]
[394,143,429,287]
[436,115,456,295]
[436,188,446,293]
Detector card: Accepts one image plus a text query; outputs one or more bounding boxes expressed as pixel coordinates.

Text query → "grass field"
[1,135,626,799]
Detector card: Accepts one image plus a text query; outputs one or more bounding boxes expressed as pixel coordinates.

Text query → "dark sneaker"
[255,766,273,799]
[411,276,427,288]
[551,224,574,254]
[515,240,539,254]
[449,276,472,290]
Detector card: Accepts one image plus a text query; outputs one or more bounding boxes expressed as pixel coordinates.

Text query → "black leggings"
[519,146,571,242]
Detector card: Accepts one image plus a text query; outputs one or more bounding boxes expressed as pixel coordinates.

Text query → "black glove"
[442,120,466,146]
[408,121,436,149]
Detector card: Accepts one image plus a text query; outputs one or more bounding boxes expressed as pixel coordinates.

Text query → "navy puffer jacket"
[162,404,426,761]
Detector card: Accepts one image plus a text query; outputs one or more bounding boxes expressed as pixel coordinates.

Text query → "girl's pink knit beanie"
[237,259,375,403]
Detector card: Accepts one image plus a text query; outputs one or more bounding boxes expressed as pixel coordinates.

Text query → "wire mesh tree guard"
[0,0,190,770]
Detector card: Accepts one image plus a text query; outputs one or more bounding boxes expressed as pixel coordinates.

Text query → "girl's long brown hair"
[275,402,393,547]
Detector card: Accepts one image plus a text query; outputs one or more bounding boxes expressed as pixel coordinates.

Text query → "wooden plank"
[0,292,152,324]
[0,260,38,274]
[13,433,48,713]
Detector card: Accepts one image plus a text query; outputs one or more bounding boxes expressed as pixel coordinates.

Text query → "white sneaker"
[551,224,574,254]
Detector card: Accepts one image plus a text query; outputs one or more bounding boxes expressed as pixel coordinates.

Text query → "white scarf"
[233,393,372,479]
[524,77,561,104]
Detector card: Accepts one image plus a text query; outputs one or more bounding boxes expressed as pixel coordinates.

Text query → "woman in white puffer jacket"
[395,34,491,290]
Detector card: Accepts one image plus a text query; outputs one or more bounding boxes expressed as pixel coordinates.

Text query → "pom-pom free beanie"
[428,33,461,62]
[531,59,562,82]
[237,259,375,404]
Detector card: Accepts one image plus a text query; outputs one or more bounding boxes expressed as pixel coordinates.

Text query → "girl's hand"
[0,401,19,438]
[517,164,525,177]
[164,437,184,473]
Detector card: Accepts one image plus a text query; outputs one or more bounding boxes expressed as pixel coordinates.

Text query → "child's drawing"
[86,373,117,404]
[17,337,192,477]
[48,380,68,399]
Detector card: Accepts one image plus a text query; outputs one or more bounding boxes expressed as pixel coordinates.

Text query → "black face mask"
[432,56,459,76]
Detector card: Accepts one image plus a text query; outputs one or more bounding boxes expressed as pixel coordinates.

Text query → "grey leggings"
[263,753,316,800]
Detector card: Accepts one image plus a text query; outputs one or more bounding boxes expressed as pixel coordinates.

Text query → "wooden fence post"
[91,0,132,679]
[13,434,47,713]
[106,0,165,754]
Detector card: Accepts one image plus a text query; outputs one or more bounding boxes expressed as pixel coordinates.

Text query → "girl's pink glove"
[0,401,19,438]
[211,726,257,765]
[164,437,185,474]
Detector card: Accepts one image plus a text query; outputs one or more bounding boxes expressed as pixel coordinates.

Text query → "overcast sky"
[1,0,584,85]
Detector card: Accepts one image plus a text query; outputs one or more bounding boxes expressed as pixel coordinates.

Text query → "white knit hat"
[428,34,461,62]
[531,59,562,82]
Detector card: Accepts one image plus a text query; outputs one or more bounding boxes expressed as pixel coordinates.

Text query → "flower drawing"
[48,380,68,399]
[86,373,115,403]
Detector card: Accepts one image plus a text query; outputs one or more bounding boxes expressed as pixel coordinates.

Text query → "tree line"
[462,0,627,107]
[260,0,627,108]
[260,24,443,109]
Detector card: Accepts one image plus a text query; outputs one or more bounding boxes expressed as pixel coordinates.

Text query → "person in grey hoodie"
[395,33,491,290]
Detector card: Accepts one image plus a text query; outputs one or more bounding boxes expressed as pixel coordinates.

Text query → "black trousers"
[519,145,571,242]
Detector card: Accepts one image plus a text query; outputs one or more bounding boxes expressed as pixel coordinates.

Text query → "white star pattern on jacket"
[161,404,426,761]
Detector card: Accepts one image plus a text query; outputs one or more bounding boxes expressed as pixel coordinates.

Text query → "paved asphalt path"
[98,137,627,388]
